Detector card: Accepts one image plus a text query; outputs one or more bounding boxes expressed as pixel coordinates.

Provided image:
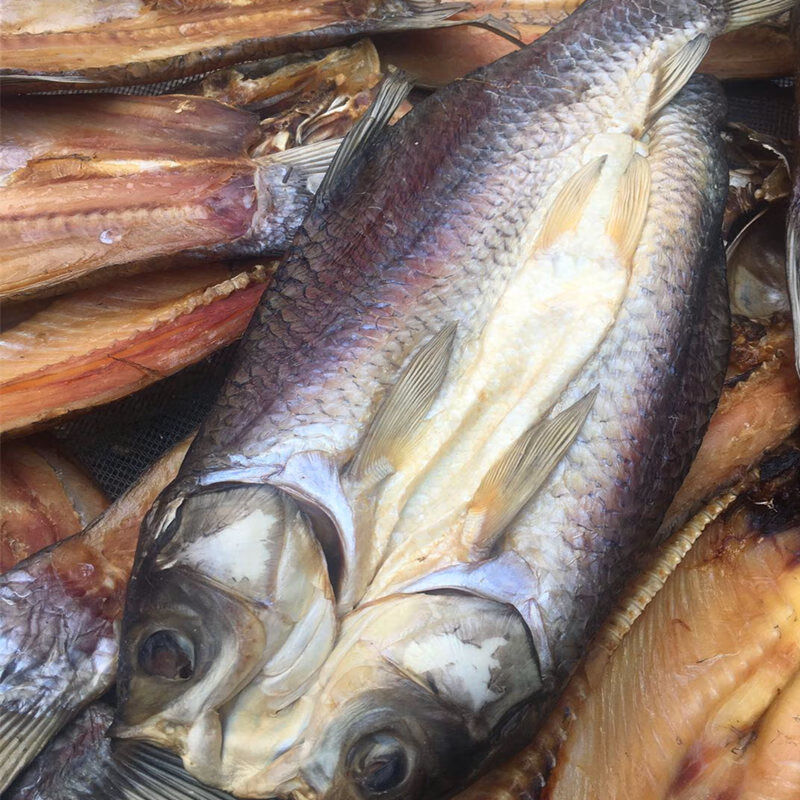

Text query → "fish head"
[113,484,337,769]
[219,591,540,799]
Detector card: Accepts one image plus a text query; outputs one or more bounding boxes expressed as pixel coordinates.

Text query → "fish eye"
[348,732,412,797]
[137,629,195,681]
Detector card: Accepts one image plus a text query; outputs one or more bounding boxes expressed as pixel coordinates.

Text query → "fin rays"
[538,156,606,251]
[607,154,651,265]
[650,35,710,123]
[351,324,457,481]
[92,742,236,800]
[725,0,797,33]
[316,72,411,201]
[463,387,598,554]
[0,705,73,792]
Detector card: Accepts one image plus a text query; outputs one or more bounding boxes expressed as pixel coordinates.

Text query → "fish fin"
[725,0,796,32]
[265,138,343,174]
[537,156,606,250]
[270,451,357,598]
[351,323,457,481]
[787,211,800,378]
[91,741,236,799]
[606,153,651,266]
[0,705,74,792]
[463,387,598,554]
[316,72,411,201]
[649,35,710,122]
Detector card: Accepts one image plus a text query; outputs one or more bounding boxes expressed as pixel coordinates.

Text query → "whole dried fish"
[0,438,191,792]
[0,263,273,434]
[102,0,799,796]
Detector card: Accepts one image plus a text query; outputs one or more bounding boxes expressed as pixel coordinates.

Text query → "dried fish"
[0,264,273,434]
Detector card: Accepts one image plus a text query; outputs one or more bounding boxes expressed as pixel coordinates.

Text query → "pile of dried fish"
[1,1,799,799]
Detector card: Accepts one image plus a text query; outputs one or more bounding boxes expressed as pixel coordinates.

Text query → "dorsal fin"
[350,323,457,482]
[606,153,651,266]
[648,35,709,124]
[537,156,606,251]
[315,71,411,202]
[462,387,598,555]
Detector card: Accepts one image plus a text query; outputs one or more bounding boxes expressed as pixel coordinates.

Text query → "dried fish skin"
[0,438,192,794]
[0,264,273,434]
[0,438,109,572]
[0,0,465,92]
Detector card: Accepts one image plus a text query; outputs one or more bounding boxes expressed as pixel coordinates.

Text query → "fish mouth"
[91,740,238,800]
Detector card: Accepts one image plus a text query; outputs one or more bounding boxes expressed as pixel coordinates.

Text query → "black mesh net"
[50,79,797,500]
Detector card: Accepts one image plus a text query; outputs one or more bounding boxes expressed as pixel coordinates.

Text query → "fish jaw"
[113,485,337,771]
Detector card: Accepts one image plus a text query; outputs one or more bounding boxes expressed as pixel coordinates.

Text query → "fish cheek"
[117,566,265,730]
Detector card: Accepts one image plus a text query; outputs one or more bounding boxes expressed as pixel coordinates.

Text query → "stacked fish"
[1,1,799,799]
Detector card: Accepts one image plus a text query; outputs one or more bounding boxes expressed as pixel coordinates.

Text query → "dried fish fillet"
[0,438,108,572]
[0,264,272,434]
[0,0,464,91]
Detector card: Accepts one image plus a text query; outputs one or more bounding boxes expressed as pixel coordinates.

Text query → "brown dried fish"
[0,0,464,92]
[0,264,273,435]
[0,93,342,299]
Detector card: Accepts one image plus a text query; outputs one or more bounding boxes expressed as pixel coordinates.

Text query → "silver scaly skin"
[108,1,789,798]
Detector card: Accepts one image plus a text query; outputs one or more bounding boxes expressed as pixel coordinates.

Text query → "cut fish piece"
[0,264,273,434]
[0,437,108,572]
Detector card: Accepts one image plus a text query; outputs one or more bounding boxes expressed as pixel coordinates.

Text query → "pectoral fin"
[463,387,598,554]
[92,741,236,800]
[650,35,710,122]
[537,156,606,251]
[606,154,651,266]
[350,323,457,481]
